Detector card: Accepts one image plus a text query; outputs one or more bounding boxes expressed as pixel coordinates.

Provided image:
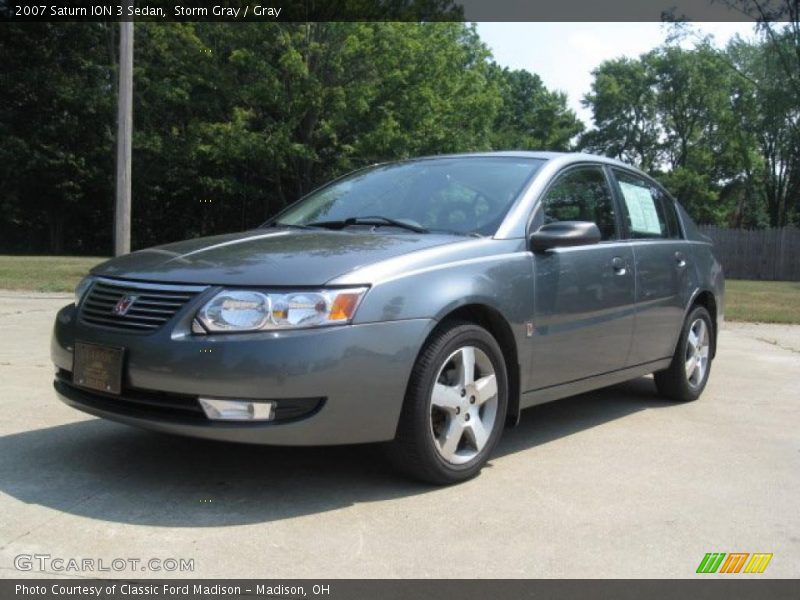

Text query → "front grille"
[80,279,204,333]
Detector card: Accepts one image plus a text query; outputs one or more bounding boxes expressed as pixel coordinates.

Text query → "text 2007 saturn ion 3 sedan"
[52,152,724,484]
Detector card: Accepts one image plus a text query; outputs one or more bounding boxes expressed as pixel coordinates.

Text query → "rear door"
[609,168,688,365]
[529,165,636,389]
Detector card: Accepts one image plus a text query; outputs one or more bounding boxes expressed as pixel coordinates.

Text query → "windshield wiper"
[265,221,317,230]
[307,216,429,234]
[269,219,480,237]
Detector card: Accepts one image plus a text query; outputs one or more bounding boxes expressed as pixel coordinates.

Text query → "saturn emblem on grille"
[112,294,138,316]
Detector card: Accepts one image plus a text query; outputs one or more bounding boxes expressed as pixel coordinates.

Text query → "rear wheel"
[654,305,713,402]
[388,321,508,485]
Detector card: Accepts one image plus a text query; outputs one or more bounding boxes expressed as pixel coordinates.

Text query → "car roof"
[411,150,638,171]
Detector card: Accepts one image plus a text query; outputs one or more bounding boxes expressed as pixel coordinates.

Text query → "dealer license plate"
[73,342,124,395]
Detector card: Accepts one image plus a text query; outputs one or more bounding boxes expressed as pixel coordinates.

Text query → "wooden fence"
[698,225,800,281]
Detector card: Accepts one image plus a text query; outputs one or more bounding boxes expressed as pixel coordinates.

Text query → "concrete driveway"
[1,291,798,579]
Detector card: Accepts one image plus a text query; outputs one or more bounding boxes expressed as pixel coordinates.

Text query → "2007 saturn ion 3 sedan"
[52,152,724,484]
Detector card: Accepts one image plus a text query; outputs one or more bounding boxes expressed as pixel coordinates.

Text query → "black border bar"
[0,0,785,22]
[4,580,800,600]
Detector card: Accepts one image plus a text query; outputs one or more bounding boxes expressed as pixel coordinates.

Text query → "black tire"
[387,320,508,485]
[654,305,714,402]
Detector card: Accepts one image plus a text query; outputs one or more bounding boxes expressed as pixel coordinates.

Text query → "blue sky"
[475,22,758,127]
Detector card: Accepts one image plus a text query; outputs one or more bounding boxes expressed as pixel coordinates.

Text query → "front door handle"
[611,256,627,275]
[675,252,687,268]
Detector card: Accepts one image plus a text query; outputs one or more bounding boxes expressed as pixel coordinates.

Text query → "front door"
[529,165,636,390]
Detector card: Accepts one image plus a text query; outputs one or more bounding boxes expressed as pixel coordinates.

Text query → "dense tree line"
[0,18,797,255]
[0,22,581,254]
[581,19,800,229]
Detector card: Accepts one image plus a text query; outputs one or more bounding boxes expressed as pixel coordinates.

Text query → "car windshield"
[270,157,544,236]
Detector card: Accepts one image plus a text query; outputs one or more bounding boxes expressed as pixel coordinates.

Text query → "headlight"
[74,275,95,307]
[196,287,368,333]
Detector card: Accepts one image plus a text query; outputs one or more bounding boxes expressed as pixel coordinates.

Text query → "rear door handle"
[611,256,627,275]
[675,252,687,268]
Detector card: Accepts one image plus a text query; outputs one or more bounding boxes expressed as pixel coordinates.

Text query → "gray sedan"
[52,152,724,484]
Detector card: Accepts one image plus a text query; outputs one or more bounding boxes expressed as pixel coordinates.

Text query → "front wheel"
[654,305,714,402]
[388,321,508,485]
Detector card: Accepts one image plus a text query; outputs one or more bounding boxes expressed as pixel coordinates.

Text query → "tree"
[128,22,504,247]
[721,1,800,225]
[0,22,613,254]
[580,30,800,227]
[490,67,583,151]
[580,57,661,171]
[0,24,116,253]
[649,44,739,223]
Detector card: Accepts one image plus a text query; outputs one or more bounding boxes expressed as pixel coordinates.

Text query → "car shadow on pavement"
[496,376,671,457]
[0,377,673,527]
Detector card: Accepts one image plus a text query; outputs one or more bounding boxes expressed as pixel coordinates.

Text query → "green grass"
[0,256,107,293]
[725,279,800,324]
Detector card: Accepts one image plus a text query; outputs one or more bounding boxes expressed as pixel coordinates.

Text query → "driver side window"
[541,167,618,240]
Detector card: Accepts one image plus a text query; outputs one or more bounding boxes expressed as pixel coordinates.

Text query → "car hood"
[91,229,466,286]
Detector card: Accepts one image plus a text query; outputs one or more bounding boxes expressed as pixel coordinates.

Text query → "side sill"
[520,358,672,409]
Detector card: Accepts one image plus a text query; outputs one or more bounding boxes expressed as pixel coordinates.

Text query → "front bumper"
[52,303,433,445]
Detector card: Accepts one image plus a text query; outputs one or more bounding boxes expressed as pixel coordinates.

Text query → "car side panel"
[529,243,636,390]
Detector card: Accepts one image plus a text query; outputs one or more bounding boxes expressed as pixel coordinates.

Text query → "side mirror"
[529,221,602,252]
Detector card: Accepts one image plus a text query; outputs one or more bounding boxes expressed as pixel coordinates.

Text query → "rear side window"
[540,167,618,240]
[613,170,681,239]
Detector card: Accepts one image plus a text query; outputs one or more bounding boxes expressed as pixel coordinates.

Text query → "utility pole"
[114,8,133,256]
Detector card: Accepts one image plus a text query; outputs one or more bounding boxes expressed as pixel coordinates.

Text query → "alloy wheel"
[429,345,499,465]
[685,318,710,389]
